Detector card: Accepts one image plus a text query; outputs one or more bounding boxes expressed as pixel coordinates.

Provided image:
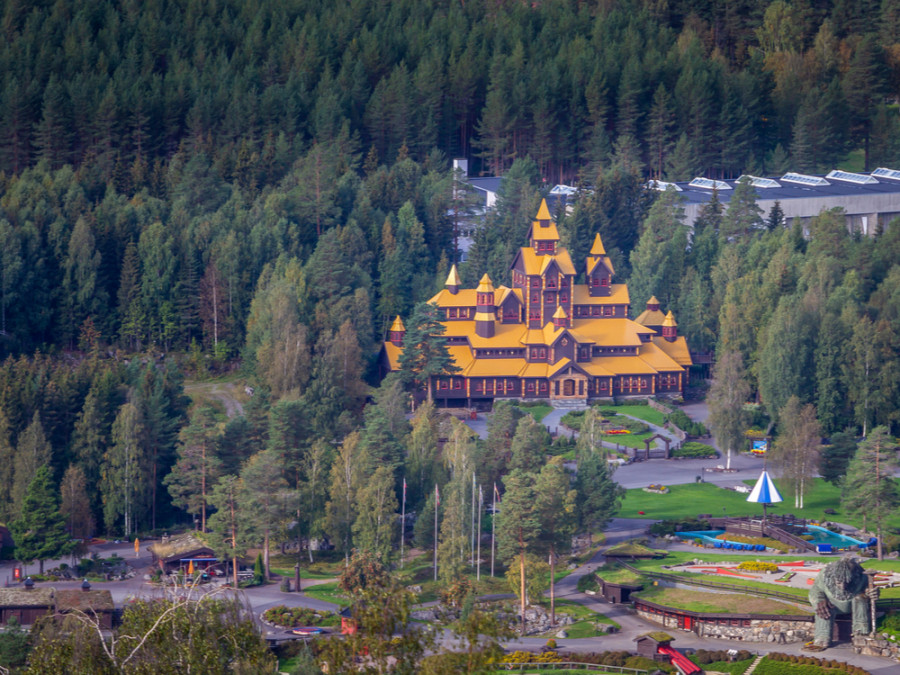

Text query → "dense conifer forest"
[0,0,898,548]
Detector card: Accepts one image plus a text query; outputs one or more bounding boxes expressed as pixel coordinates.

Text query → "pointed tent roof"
[589,233,606,256]
[389,315,405,332]
[747,471,783,505]
[663,311,677,327]
[552,305,568,319]
[445,264,461,287]
[536,198,552,221]
[647,295,660,307]
[476,273,495,294]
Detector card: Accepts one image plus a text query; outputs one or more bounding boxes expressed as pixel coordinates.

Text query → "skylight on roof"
[689,177,732,190]
[871,167,900,181]
[826,169,878,185]
[737,175,781,188]
[549,184,578,195]
[781,172,830,186]
[645,180,682,192]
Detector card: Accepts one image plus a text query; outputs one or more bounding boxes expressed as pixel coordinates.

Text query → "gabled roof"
[572,284,630,306]
[652,335,692,366]
[634,306,667,327]
[570,318,655,347]
[383,343,402,370]
[548,358,589,378]
[514,248,577,277]
[587,254,615,277]
[637,340,685,372]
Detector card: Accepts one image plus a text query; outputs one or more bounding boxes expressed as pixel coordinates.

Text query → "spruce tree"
[10,466,72,574]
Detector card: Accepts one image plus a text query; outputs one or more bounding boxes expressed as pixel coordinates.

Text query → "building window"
[531,293,539,303]
[454,379,462,390]
[592,277,599,287]
[540,381,548,391]
[547,292,556,303]
[591,307,600,317]
[527,381,535,392]
[561,293,568,303]
[603,306,613,316]
[440,380,448,390]
[547,277,556,289]
[601,277,609,286]
[560,278,568,288]
[532,278,540,288]
[529,311,540,322]
[539,348,547,358]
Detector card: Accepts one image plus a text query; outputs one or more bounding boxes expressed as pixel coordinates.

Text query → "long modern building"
[651,168,900,234]
[382,200,691,407]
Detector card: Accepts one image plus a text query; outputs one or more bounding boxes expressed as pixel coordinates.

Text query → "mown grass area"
[555,599,618,627]
[598,404,667,426]
[594,563,642,586]
[634,586,811,615]
[300,581,350,607]
[513,403,553,422]
[602,431,656,449]
[689,657,755,675]
[617,479,900,531]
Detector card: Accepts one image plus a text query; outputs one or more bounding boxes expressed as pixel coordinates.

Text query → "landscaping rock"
[555,630,568,639]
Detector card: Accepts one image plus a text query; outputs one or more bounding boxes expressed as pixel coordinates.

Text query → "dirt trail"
[183,381,246,418]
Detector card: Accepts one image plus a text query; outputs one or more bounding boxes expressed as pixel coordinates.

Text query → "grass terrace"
[635,586,811,615]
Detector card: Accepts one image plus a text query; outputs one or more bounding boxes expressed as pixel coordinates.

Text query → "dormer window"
[531,278,540,288]
[547,278,557,289]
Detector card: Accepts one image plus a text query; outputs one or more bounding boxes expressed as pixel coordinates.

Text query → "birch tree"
[707,350,751,470]
[772,397,822,509]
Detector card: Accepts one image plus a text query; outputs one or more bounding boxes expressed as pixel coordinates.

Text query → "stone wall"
[853,634,900,660]
[697,618,813,644]
[635,608,813,644]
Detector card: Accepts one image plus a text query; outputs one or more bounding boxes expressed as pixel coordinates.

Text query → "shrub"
[649,518,712,536]
[262,605,334,628]
[666,409,708,436]
[576,573,600,593]
[672,442,717,458]
[737,561,780,573]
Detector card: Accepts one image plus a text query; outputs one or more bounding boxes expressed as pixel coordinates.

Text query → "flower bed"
[262,605,337,628]
[737,561,780,573]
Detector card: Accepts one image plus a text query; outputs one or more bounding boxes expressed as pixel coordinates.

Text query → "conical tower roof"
[662,310,677,327]
[552,305,568,319]
[389,315,405,332]
[647,295,660,307]
[476,273,495,293]
[589,233,606,256]
[445,264,461,286]
[536,198,552,221]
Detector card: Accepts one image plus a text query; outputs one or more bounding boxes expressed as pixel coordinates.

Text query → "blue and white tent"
[746,470,783,505]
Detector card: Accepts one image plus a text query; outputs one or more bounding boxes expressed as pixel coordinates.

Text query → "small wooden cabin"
[55,587,115,629]
[634,631,674,658]
[0,587,54,625]
[148,533,220,574]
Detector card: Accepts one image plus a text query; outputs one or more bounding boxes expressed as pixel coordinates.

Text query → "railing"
[499,664,648,674]
[713,518,817,552]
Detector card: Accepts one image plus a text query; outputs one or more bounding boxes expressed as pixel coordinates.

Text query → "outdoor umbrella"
[746,470,783,527]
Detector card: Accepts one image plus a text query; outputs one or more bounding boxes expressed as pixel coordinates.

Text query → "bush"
[649,518,712,536]
[560,410,584,430]
[262,605,334,628]
[576,573,600,593]
[737,561,780,573]
[672,442,717,458]
[666,409,708,436]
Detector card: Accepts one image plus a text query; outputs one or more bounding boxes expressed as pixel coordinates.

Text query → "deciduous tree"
[707,351,751,470]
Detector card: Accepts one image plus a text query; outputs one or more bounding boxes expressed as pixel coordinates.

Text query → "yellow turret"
[476,273,495,294]
[589,233,606,256]
[445,264,461,294]
[536,198,552,221]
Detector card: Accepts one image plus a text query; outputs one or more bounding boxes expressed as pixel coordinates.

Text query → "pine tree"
[207,474,248,588]
[496,470,540,636]
[10,466,72,574]
[239,448,289,579]
[397,302,460,406]
[164,406,222,532]
[842,427,898,560]
[11,411,52,515]
[535,457,576,626]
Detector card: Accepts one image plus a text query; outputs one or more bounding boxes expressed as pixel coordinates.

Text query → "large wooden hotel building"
[382,200,691,406]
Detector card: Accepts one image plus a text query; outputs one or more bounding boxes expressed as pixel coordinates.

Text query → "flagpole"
[434,484,439,582]
[400,477,406,568]
[477,485,483,581]
[471,472,476,568]
[491,482,497,577]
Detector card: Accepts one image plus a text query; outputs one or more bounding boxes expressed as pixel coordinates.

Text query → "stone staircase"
[744,654,765,674]
[550,399,588,410]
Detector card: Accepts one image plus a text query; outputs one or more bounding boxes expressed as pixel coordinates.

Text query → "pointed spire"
[445,264,461,294]
[476,273,495,294]
[552,304,569,328]
[389,315,406,346]
[662,310,678,342]
[589,233,606,256]
[536,198,551,222]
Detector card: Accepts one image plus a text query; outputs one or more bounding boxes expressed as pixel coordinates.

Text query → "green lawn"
[616,478,894,530]
[514,403,553,422]
[300,582,350,607]
[600,404,667,427]
[634,585,810,615]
